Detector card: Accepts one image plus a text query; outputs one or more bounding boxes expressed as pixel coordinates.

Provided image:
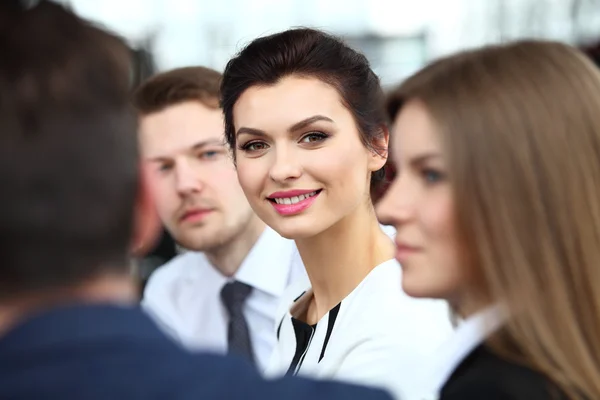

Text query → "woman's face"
[233,75,387,239]
[377,101,469,302]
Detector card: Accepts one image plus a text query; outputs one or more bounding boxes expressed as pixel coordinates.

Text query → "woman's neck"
[450,286,493,321]
[295,202,395,324]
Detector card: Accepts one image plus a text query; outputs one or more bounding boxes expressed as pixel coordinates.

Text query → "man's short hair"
[0,1,137,299]
[133,66,222,114]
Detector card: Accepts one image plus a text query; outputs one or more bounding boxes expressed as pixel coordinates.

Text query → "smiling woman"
[220,28,452,399]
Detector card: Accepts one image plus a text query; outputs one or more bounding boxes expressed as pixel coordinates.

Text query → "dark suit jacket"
[0,303,392,400]
[440,345,568,400]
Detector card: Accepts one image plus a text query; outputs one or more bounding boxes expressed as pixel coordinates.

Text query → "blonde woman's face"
[377,101,467,301]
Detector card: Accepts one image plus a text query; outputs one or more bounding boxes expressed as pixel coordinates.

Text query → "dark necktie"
[220,280,255,365]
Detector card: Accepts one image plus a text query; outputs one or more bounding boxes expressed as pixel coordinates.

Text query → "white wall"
[65,0,600,78]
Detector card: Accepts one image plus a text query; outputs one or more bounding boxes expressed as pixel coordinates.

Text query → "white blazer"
[264,259,454,399]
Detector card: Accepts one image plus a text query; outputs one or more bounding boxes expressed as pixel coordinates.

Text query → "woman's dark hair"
[220,27,387,190]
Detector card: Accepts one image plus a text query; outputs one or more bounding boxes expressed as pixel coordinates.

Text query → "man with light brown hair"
[135,67,307,370]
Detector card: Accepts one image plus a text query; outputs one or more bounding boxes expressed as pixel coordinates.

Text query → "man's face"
[139,101,256,251]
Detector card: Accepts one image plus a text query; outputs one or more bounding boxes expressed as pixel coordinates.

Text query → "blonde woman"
[378,40,600,400]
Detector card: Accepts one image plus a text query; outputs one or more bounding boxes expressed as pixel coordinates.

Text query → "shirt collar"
[234,227,298,297]
[179,226,299,299]
[422,304,507,396]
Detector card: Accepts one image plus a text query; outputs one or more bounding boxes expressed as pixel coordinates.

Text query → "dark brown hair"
[133,66,222,114]
[388,40,600,399]
[0,1,137,299]
[220,28,387,189]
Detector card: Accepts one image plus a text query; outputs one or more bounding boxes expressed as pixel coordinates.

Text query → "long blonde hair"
[388,40,600,399]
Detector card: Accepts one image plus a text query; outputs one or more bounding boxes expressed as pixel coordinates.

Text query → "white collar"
[234,227,297,297]
[422,304,507,396]
[183,227,297,297]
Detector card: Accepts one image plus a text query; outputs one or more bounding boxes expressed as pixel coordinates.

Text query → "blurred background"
[60,0,600,88]
[55,0,600,290]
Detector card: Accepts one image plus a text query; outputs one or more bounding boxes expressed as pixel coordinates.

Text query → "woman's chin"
[401,274,442,300]
[268,220,323,241]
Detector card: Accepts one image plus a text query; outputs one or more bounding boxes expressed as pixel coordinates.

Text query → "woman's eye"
[241,141,269,152]
[422,168,444,184]
[300,132,329,143]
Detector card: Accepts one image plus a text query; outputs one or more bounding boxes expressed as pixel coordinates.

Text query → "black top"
[286,318,317,375]
[441,345,569,400]
[282,301,342,376]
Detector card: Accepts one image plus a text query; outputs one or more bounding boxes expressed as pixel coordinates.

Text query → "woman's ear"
[367,125,390,172]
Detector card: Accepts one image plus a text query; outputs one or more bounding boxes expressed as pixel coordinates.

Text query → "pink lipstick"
[268,189,321,216]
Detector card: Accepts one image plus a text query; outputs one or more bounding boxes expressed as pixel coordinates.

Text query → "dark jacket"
[0,303,392,400]
[441,345,568,400]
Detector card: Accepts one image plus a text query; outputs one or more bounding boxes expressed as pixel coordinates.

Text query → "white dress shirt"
[142,227,308,371]
[265,257,454,400]
[414,305,506,400]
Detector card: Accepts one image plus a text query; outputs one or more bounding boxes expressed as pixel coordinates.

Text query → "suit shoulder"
[442,346,566,400]
[164,352,393,400]
[442,377,563,400]
[442,378,522,400]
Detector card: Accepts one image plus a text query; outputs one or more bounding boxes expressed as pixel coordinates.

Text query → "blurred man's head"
[0,1,158,302]
[134,67,261,253]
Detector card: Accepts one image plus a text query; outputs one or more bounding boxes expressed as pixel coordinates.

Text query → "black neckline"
[284,302,341,375]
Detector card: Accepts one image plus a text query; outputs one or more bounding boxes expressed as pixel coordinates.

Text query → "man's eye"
[199,151,218,159]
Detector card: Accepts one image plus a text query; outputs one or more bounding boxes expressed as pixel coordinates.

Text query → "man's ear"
[367,125,390,172]
[130,163,161,258]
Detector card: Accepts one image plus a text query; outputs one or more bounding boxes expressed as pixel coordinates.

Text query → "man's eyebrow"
[190,139,226,149]
[147,139,225,161]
